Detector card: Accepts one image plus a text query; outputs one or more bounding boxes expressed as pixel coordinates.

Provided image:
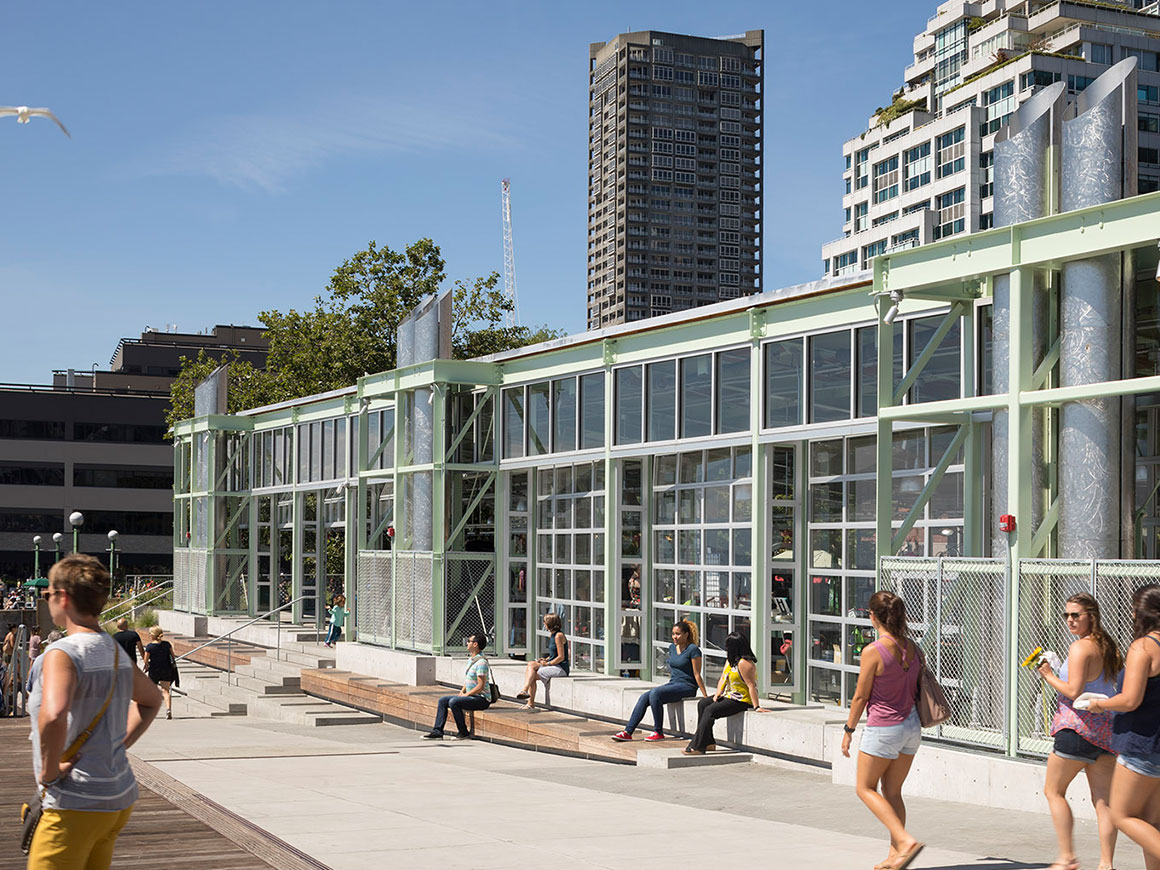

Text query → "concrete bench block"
[335,644,436,686]
[636,749,754,769]
[159,611,206,638]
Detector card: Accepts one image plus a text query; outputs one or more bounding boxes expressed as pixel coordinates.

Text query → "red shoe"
[611,730,633,742]
[645,731,666,741]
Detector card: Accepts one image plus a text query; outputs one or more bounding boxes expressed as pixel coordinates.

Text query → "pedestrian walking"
[323,594,348,648]
[1036,593,1121,870]
[841,590,924,870]
[142,627,177,720]
[423,634,494,740]
[26,554,162,869]
[1087,584,1160,866]
[684,631,767,755]
[612,618,708,742]
[516,612,569,710]
[111,618,145,665]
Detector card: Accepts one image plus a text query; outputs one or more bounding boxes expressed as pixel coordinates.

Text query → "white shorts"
[537,665,567,683]
[860,708,922,759]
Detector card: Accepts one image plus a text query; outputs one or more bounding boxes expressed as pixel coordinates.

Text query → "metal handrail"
[98,580,173,622]
[174,596,309,678]
[99,586,175,627]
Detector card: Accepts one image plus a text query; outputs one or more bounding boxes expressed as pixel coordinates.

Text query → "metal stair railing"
[174,595,310,686]
[98,580,174,626]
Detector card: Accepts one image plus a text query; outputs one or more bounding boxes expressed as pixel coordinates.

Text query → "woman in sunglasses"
[1037,593,1122,870]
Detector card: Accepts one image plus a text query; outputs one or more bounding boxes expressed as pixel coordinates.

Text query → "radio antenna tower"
[500,178,521,328]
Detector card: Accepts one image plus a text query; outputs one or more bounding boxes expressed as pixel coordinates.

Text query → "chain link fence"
[356,551,392,646]
[173,550,191,612]
[189,549,208,615]
[880,557,1008,749]
[444,555,496,654]
[392,551,433,653]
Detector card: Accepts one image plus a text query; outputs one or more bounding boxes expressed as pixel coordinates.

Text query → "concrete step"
[182,687,247,715]
[268,649,335,669]
[233,663,301,688]
[238,658,306,679]
[231,674,305,695]
[219,683,306,704]
[636,749,754,769]
[303,709,382,727]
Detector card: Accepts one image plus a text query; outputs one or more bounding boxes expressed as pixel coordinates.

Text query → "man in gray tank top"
[27,555,162,869]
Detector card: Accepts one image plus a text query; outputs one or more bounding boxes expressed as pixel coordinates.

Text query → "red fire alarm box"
[387,525,395,538]
[999,514,1016,533]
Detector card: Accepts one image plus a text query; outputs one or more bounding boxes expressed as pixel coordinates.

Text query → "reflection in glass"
[810,575,841,615]
[764,338,804,428]
[580,373,605,449]
[615,367,643,445]
[553,377,577,453]
[716,348,750,433]
[811,331,852,423]
[647,361,677,442]
[681,355,713,437]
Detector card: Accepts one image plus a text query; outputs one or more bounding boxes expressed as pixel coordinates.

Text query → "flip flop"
[893,842,925,870]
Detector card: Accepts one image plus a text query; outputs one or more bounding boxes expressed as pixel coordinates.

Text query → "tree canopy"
[167,238,561,430]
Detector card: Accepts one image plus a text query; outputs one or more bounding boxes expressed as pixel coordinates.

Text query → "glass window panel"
[654,530,675,563]
[715,348,750,433]
[528,382,550,455]
[733,572,752,610]
[706,448,732,481]
[509,564,528,602]
[555,466,573,496]
[810,440,843,477]
[679,451,704,484]
[847,479,876,522]
[503,388,525,459]
[893,525,925,557]
[555,534,572,563]
[679,529,702,564]
[654,490,676,524]
[857,326,904,416]
[656,569,676,604]
[810,331,852,423]
[538,533,553,562]
[655,454,677,485]
[593,566,605,602]
[771,506,794,561]
[622,460,642,505]
[930,471,964,519]
[555,568,572,599]
[298,425,309,484]
[846,528,876,570]
[706,612,730,651]
[594,496,605,527]
[811,575,841,616]
[678,489,701,523]
[575,533,592,564]
[510,528,528,558]
[811,529,843,568]
[848,623,875,666]
[575,462,593,493]
[771,572,794,620]
[732,483,752,522]
[846,577,875,619]
[892,431,925,469]
[771,630,793,685]
[615,367,644,445]
[930,426,965,465]
[679,570,701,605]
[810,481,844,522]
[680,354,713,437]
[622,511,642,556]
[580,373,606,450]
[931,525,964,557]
[335,418,347,478]
[732,528,752,567]
[655,608,676,643]
[647,360,677,442]
[575,496,592,529]
[734,446,752,479]
[810,622,843,663]
[909,316,961,404]
[764,339,804,428]
[892,474,926,521]
[811,666,842,704]
[847,436,876,475]
[537,567,552,598]
[311,421,322,482]
[575,607,592,638]
[771,446,795,500]
[553,378,577,453]
[704,485,730,522]
[705,529,730,565]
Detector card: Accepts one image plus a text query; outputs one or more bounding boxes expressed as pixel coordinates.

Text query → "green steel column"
[875,293,896,571]
[962,302,981,557]
[749,327,770,696]
[792,438,807,705]
[640,454,653,681]
[392,398,405,649]
[204,431,218,616]
[602,358,616,676]
[1006,264,1036,755]
[247,440,259,617]
[431,384,447,655]
[290,424,303,624]
[353,401,370,640]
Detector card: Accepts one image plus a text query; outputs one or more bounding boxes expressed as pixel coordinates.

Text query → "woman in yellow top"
[684,632,767,755]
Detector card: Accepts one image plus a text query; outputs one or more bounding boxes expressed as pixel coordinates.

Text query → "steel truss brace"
[892,302,966,406]
[446,471,497,550]
[445,561,496,642]
[891,424,969,554]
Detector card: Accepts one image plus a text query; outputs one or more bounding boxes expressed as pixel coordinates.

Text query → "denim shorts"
[860,708,922,760]
[1053,728,1109,764]
[1118,751,1160,778]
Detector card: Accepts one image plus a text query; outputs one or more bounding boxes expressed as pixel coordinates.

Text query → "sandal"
[1046,862,1080,870]
[892,842,925,870]
[515,692,530,700]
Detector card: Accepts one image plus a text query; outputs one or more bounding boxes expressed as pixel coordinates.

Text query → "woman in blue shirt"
[613,618,708,741]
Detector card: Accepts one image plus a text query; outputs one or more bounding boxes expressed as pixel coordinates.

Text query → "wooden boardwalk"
[0,718,326,869]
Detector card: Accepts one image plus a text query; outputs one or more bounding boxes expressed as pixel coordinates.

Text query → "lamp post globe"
[69,511,84,553]
[32,535,42,580]
[52,532,63,563]
[107,529,119,577]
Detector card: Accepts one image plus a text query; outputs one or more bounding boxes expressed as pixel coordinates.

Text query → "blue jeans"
[626,682,698,735]
[325,624,341,644]
[432,694,490,735]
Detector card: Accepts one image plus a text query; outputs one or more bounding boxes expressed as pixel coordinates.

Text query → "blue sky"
[2,0,933,384]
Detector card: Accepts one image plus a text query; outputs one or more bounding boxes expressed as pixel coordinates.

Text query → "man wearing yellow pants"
[28,555,162,869]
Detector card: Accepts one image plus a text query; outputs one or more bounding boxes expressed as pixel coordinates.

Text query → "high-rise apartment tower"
[587,30,763,329]
[821,0,1160,278]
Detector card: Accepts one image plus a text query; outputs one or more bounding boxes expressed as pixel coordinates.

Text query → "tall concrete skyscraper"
[587,30,763,330]
[821,0,1160,279]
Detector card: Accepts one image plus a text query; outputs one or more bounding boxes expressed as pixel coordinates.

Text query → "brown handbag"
[915,645,951,728]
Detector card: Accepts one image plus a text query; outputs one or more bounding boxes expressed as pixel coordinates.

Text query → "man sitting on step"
[423,634,493,740]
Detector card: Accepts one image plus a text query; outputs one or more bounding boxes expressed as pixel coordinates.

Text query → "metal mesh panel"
[189,549,208,615]
[356,551,392,646]
[1094,561,1158,652]
[444,556,496,654]
[172,550,190,612]
[392,552,433,653]
[880,557,1008,749]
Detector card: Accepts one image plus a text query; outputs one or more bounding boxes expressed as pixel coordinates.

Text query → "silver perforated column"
[1059,58,1138,559]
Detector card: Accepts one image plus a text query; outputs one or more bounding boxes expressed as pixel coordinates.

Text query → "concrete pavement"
[130,694,1142,870]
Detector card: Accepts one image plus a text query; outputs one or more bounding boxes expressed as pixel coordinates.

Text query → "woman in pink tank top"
[841,590,924,870]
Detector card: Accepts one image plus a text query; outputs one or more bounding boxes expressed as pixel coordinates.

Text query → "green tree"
[167,238,561,429]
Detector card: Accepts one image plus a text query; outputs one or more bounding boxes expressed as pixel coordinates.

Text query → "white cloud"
[143,93,519,193]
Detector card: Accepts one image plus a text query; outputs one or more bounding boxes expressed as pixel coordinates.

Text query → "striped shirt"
[29,632,138,812]
[464,655,491,695]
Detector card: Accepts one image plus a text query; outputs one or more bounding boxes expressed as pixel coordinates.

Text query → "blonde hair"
[116,617,129,631]
[675,618,699,646]
[47,554,110,617]
[149,626,164,639]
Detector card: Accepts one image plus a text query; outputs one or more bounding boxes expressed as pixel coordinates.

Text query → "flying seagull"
[0,106,70,138]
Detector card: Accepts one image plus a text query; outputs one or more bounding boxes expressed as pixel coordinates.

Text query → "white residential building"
[822,0,1160,278]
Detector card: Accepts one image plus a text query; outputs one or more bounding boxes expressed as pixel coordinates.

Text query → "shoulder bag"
[21,643,120,854]
[914,644,951,728]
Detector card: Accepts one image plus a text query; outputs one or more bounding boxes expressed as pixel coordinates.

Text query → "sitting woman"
[684,632,766,755]
[612,618,708,742]
[516,613,569,710]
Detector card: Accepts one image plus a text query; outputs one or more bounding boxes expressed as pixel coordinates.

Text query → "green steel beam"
[878,394,1005,420]
[891,424,969,554]
[1032,337,1061,391]
[214,496,249,549]
[1023,374,1160,405]
[1030,497,1060,558]
[892,302,966,406]
[359,359,502,398]
[446,471,496,551]
[445,390,492,461]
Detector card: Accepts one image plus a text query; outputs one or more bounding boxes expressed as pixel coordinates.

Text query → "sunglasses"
[40,588,62,601]
[1062,611,1085,620]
